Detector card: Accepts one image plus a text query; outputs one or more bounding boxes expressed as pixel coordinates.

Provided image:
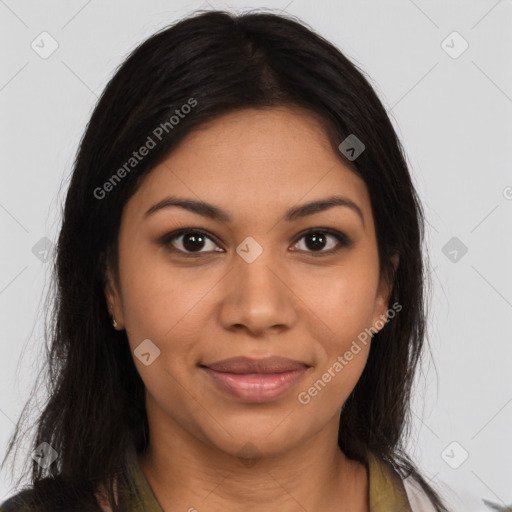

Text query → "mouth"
[199,356,310,403]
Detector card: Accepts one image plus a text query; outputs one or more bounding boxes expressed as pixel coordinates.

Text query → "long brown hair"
[2,9,448,511]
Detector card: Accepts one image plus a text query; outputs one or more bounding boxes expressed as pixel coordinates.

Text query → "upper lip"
[201,356,309,374]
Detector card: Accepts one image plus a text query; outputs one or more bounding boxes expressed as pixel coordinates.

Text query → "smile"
[201,367,309,403]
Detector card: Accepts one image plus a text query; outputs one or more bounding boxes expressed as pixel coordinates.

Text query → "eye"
[161,229,223,255]
[159,227,352,257]
[291,228,352,255]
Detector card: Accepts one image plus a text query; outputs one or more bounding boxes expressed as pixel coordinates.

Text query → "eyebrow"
[144,194,364,226]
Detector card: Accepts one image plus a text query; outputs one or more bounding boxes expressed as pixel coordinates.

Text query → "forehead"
[126,107,372,226]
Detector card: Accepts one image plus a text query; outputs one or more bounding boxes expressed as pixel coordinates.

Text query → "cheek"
[297,286,373,412]
[292,257,378,406]
[294,262,379,348]
[118,262,210,408]
[297,349,370,416]
[118,241,217,345]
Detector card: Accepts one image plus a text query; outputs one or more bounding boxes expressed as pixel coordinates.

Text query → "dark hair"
[2,9,448,512]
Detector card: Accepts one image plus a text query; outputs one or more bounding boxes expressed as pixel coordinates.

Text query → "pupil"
[306,233,325,251]
[184,232,205,252]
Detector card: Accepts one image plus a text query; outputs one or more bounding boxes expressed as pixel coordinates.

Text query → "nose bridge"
[219,237,297,334]
[238,250,279,297]
[235,238,284,305]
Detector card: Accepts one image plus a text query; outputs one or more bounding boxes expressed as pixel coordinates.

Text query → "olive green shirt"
[1,446,419,511]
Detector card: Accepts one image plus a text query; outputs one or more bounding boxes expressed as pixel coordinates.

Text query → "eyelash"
[159,227,352,258]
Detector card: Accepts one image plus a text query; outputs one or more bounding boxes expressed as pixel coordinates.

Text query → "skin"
[104,107,398,512]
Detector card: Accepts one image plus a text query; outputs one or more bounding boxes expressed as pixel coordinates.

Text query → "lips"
[202,356,308,374]
[200,356,310,402]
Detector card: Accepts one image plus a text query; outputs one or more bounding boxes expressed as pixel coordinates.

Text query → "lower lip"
[201,367,308,403]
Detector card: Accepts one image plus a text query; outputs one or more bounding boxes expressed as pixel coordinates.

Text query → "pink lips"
[200,356,309,403]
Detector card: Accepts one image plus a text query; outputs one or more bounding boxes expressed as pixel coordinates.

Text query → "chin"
[200,418,304,461]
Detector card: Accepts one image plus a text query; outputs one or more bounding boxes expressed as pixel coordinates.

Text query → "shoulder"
[402,474,438,512]
[366,452,440,512]
[0,478,103,512]
[1,488,34,512]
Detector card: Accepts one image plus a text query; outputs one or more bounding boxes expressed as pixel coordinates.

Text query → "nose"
[217,249,299,337]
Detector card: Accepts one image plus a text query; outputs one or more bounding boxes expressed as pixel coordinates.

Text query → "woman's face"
[105,107,395,459]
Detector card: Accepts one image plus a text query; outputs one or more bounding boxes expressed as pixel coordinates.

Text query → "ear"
[371,252,399,334]
[103,256,125,330]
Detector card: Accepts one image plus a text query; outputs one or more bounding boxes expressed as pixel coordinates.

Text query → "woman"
[1,9,449,512]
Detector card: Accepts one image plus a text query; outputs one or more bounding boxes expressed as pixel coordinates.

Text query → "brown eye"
[161,229,223,255]
[291,229,351,255]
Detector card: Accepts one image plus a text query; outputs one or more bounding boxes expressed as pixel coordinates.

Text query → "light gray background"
[1,1,511,510]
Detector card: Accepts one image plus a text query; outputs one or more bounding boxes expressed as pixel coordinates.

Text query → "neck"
[138,414,368,512]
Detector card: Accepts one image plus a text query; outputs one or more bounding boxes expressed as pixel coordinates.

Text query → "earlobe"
[390,252,399,273]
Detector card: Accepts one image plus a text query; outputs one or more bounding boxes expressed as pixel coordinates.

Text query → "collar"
[122,445,413,511]
[366,451,413,512]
